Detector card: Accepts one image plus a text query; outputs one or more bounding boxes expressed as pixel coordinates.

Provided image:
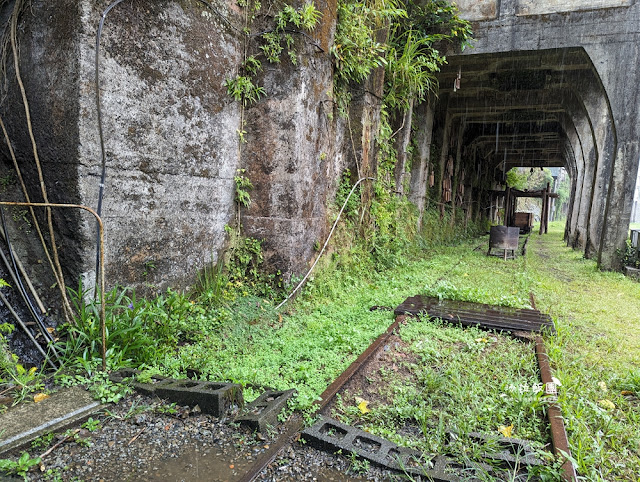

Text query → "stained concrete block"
[235,389,296,432]
[0,386,101,455]
[155,380,243,417]
[624,266,640,281]
[109,369,173,396]
[467,432,543,468]
[302,416,490,480]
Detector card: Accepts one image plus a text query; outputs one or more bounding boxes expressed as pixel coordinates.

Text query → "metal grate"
[395,295,555,334]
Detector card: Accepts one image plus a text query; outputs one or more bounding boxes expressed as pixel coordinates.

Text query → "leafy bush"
[57,283,203,371]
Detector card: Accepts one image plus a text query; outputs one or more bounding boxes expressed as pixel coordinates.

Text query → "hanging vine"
[0,0,75,324]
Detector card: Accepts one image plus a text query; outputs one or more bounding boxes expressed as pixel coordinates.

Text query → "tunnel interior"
[430,46,617,263]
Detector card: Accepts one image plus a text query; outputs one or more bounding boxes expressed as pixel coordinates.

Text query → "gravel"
[3,393,396,481]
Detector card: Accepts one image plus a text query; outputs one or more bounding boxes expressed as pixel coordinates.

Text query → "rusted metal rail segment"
[395,295,556,334]
[535,337,577,482]
[0,201,107,371]
[238,315,407,482]
[529,292,576,481]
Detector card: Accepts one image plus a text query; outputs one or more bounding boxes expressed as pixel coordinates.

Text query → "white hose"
[275,177,375,310]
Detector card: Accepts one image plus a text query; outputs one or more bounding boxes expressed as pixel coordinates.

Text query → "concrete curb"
[0,387,102,455]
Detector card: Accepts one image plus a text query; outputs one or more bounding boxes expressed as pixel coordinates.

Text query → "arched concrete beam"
[456,3,640,269]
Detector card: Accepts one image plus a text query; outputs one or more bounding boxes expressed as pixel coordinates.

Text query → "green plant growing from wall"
[227,1,322,111]
[234,168,253,208]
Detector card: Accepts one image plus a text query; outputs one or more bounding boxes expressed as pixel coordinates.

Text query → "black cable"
[0,220,60,368]
[0,209,59,368]
[0,206,55,345]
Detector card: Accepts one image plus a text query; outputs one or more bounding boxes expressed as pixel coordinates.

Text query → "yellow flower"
[355,397,370,414]
[498,424,514,438]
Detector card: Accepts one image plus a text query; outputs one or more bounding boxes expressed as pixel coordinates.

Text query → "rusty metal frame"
[0,201,107,371]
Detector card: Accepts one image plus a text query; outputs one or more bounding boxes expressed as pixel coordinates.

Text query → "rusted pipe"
[0,201,107,371]
[535,336,577,481]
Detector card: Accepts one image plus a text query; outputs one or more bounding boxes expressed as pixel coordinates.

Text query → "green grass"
[41,219,640,480]
[154,222,640,479]
[330,320,549,479]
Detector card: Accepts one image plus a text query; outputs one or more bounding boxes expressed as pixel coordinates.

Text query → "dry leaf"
[598,381,608,393]
[34,393,49,403]
[621,390,634,396]
[46,327,55,334]
[498,424,514,438]
[475,337,488,343]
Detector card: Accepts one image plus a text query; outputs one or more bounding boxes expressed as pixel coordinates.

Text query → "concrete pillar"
[393,99,414,196]
[408,99,435,229]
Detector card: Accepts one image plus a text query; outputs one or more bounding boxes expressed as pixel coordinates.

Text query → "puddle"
[127,443,369,481]
[130,444,253,482]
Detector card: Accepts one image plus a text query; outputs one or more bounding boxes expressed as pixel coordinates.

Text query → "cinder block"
[155,380,243,416]
[235,389,296,431]
[108,369,173,395]
[467,432,543,468]
[302,417,489,480]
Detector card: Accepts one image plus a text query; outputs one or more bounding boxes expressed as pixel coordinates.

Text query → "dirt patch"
[321,333,419,418]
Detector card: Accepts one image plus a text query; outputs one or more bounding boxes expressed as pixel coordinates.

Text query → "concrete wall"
[447,0,640,269]
[0,0,343,294]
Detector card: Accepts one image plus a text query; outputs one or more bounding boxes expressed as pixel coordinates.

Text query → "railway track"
[225,299,575,481]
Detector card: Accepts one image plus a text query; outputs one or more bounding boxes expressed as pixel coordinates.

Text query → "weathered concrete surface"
[76,0,242,291]
[241,4,339,276]
[2,0,639,299]
[0,386,101,455]
[1,0,343,293]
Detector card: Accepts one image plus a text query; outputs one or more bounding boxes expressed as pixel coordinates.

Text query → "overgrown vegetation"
[331,321,550,479]
[2,1,639,480]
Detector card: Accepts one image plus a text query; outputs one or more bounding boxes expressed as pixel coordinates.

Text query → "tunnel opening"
[429,46,621,265]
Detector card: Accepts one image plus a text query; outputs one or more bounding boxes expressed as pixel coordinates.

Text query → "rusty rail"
[536,337,577,481]
[529,292,576,481]
[237,314,406,482]
[0,201,107,371]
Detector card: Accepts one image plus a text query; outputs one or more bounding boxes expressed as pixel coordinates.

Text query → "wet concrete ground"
[1,393,387,481]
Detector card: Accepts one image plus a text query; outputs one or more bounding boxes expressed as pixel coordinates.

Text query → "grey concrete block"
[108,369,173,396]
[467,432,543,468]
[155,380,243,417]
[302,416,489,480]
[235,389,296,432]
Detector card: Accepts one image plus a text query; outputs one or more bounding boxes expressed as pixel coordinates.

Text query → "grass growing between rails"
[13,220,638,480]
[330,320,550,480]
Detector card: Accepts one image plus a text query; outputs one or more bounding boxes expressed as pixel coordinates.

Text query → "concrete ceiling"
[436,47,595,171]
